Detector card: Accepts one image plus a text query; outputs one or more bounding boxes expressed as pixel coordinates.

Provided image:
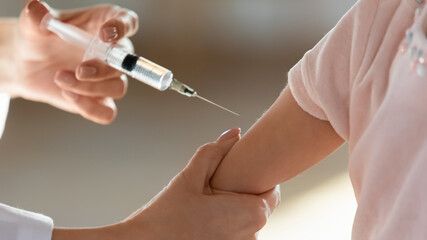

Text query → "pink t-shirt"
[288,0,427,239]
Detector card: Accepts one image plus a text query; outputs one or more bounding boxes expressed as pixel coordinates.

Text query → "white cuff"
[0,203,53,240]
[0,93,10,139]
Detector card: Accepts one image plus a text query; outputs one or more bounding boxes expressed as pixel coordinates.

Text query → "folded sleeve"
[0,203,53,240]
[288,0,379,140]
[0,93,10,139]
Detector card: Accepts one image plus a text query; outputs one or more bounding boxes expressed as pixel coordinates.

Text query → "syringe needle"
[194,94,240,116]
[169,79,239,116]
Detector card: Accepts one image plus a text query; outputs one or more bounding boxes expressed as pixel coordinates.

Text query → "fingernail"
[26,0,41,12]
[78,66,97,78]
[62,90,79,101]
[102,26,119,42]
[218,128,241,141]
[55,72,76,86]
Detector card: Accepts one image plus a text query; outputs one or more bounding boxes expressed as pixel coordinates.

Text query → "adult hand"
[53,128,281,240]
[15,0,139,124]
[124,128,281,240]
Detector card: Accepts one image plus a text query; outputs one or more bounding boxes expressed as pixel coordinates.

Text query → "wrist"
[0,18,19,97]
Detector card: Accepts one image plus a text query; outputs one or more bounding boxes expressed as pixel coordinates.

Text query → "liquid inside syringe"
[41,13,239,116]
[106,48,239,116]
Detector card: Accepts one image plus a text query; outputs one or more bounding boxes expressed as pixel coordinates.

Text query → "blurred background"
[0,0,356,239]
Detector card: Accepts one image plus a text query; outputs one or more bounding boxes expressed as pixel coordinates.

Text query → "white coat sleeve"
[0,203,53,240]
[0,93,10,139]
[0,96,54,239]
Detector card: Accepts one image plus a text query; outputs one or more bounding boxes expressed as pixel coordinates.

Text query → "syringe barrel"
[41,14,92,49]
[104,46,173,91]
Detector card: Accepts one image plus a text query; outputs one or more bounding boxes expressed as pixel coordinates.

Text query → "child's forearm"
[211,87,344,194]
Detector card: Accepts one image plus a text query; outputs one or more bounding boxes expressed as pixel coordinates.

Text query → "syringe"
[41,14,239,116]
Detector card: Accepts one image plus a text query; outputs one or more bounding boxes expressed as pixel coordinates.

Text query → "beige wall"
[0,0,356,238]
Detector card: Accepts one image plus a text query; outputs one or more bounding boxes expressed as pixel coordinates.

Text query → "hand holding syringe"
[41,14,239,116]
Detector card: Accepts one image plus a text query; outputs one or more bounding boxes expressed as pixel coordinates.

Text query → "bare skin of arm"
[211,86,345,194]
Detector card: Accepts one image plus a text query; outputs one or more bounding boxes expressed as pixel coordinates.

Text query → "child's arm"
[210,0,379,194]
[210,86,344,194]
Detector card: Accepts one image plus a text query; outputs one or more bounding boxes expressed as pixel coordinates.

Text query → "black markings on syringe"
[183,88,195,95]
[121,54,139,71]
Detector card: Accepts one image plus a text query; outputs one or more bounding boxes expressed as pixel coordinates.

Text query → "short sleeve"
[0,93,10,139]
[288,0,379,140]
[0,203,53,240]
